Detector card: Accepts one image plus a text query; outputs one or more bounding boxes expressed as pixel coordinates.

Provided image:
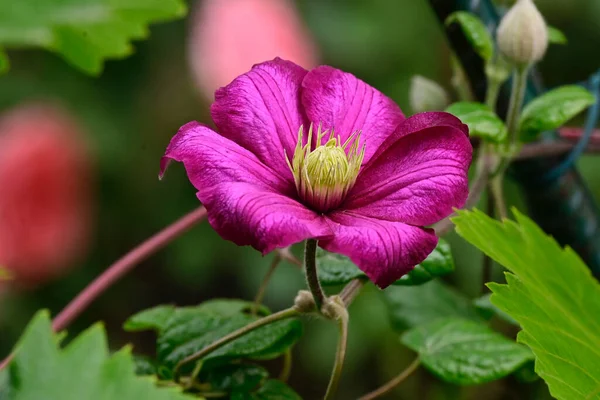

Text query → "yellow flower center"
[286,123,365,213]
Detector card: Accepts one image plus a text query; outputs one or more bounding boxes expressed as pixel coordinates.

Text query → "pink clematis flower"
[161,59,472,288]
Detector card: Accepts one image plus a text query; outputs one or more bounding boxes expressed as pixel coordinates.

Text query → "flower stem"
[252,254,282,314]
[490,176,508,219]
[0,206,208,371]
[358,357,421,400]
[324,304,349,400]
[173,307,300,382]
[304,239,326,311]
[506,65,529,148]
[340,278,365,306]
[279,349,293,382]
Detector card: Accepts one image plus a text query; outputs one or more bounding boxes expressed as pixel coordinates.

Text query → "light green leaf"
[445,12,494,61]
[519,85,596,141]
[384,280,482,331]
[0,266,13,280]
[124,299,302,378]
[317,240,454,287]
[473,293,518,326]
[453,209,600,399]
[0,48,8,75]
[394,239,455,286]
[5,310,193,400]
[402,317,533,385]
[548,26,568,44]
[231,379,301,400]
[446,102,507,143]
[0,0,187,75]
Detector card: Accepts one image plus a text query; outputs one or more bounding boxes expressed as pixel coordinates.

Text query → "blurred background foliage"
[0,0,599,398]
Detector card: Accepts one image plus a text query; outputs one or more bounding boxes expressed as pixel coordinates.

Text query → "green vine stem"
[279,349,293,382]
[304,239,326,310]
[323,299,349,400]
[173,307,301,382]
[358,357,421,400]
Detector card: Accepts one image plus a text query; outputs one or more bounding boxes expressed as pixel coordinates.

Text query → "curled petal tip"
[159,157,172,180]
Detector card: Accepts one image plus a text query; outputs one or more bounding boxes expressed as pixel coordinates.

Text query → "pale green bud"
[497,0,548,65]
[410,75,450,114]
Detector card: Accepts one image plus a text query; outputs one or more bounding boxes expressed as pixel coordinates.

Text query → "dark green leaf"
[514,360,539,383]
[519,86,596,141]
[473,293,518,325]
[231,380,302,400]
[384,280,482,331]
[446,102,507,143]
[5,310,192,400]
[402,318,534,385]
[318,240,454,287]
[548,26,567,44]
[204,364,268,393]
[316,248,364,286]
[124,300,302,377]
[0,0,187,75]
[453,209,600,399]
[446,12,494,61]
[134,355,158,376]
[394,239,455,286]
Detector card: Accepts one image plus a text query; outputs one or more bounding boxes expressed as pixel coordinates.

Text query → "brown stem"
[252,255,282,314]
[0,206,208,371]
[340,278,365,306]
[358,357,421,400]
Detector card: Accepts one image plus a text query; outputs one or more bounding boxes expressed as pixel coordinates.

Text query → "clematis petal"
[161,121,330,253]
[321,212,437,288]
[344,112,472,226]
[203,183,332,254]
[301,66,405,164]
[211,58,308,180]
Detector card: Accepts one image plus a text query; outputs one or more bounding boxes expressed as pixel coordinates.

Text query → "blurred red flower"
[0,104,94,286]
[188,0,318,99]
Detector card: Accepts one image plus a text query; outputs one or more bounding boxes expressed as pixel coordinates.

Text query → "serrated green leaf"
[317,240,454,287]
[394,239,454,286]
[124,299,302,378]
[473,293,518,326]
[445,102,507,143]
[519,86,596,141]
[0,0,187,75]
[384,280,483,331]
[134,355,158,376]
[204,364,268,393]
[548,26,568,44]
[231,379,301,400]
[0,48,8,75]
[445,12,494,62]
[402,317,533,385]
[5,310,193,400]
[453,209,600,399]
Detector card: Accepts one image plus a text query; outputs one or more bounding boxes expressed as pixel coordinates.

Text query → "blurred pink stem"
[0,206,207,371]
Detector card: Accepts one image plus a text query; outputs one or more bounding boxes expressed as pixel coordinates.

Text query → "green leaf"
[548,26,568,44]
[473,293,518,326]
[231,380,302,400]
[401,317,534,385]
[0,0,187,75]
[124,299,302,377]
[453,209,600,399]
[134,355,158,376]
[204,364,268,393]
[445,102,507,143]
[384,280,483,331]
[5,310,193,400]
[0,48,8,75]
[445,12,494,62]
[317,240,454,287]
[394,239,455,286]
[0,265,13,280]
[519,86,596,141]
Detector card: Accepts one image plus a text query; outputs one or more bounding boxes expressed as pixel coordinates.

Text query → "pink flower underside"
[161,59,472,287]
[0,105,93,285]
[188,0,318,99]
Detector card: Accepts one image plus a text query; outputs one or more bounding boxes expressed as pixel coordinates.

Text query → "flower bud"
[0,104,94,286]
[497,0,548,65]
[409,75,450,114]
